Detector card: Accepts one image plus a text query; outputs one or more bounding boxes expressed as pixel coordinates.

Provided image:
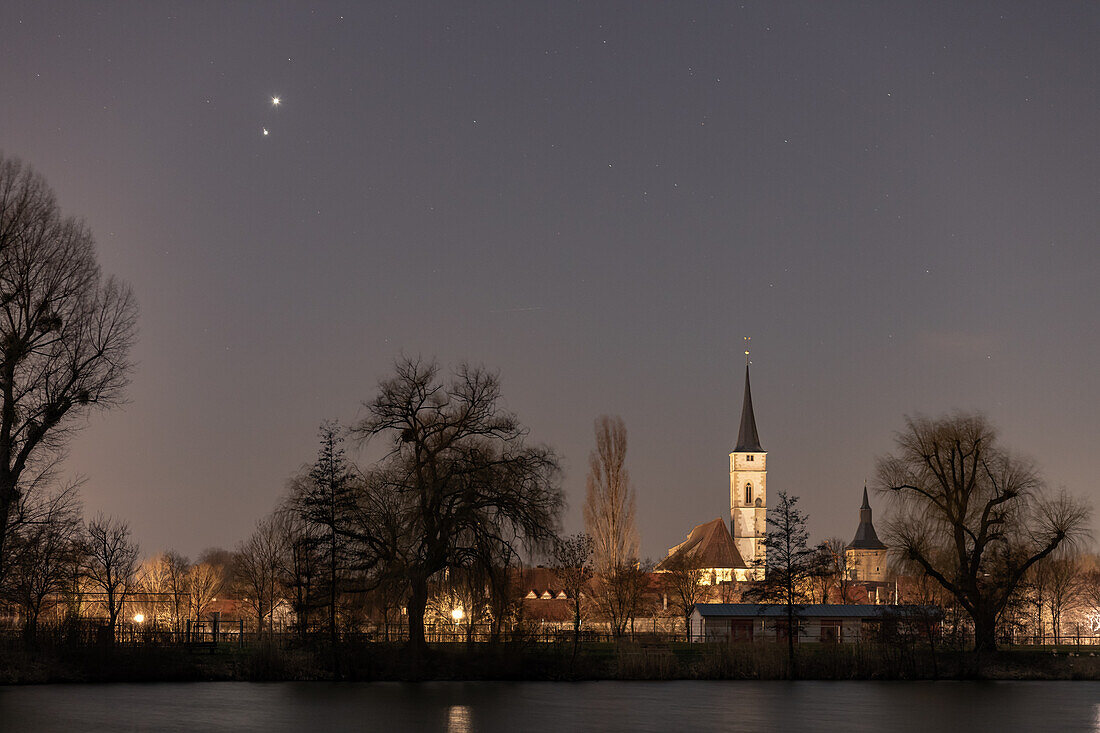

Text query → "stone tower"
[845,487,888,583]
[730,364,766,580]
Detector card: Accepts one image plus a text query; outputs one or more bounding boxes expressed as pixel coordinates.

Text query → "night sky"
[2,2,1096,560]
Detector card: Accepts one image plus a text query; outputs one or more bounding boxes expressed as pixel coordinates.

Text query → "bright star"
[262,128,269,136]
[272,96,281,106]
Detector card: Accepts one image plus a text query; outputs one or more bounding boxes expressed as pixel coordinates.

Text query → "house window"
[747,455,754,462]
[745,483,753,504]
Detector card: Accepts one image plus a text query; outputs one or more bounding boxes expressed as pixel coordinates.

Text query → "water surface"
[1,680,1097,732]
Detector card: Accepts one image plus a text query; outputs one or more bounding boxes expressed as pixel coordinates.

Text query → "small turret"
[845,486,888,583]
[848,487,886,551]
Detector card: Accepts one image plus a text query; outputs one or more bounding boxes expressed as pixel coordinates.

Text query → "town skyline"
[1,1,1095,561]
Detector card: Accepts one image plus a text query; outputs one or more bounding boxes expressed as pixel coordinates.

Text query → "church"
[657,358,891,589]
[657,362,767,582]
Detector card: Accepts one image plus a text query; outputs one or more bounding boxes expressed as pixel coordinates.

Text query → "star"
[262,128,269,136]
[271,96,281,106]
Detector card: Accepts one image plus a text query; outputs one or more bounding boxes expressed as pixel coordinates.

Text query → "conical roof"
[847,487,887,550]
[734,364,763,452]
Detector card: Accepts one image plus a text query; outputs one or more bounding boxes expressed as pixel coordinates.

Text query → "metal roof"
[847,487,887,550]
[734,364,763,452]
[692,603,940,619]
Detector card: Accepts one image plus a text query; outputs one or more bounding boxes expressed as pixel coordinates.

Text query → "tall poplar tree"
[582,415,638,572]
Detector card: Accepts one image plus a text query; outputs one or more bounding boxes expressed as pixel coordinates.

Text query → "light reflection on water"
[0,680,1098,733]
[448,704,472,733]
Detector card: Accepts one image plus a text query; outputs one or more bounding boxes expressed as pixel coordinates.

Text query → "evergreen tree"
[291,422,358,664]
[744,491,817,677]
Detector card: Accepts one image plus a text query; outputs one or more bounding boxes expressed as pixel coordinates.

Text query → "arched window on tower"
[745,483,753,505]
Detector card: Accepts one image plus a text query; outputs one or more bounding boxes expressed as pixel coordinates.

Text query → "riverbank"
[1,641,1098,684]
[6,679,1100,733]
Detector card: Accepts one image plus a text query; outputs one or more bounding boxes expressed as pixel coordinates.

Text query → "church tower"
[845,487,888,583]
[730,360,766,580]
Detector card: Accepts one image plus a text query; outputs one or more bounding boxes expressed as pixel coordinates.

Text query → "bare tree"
[466,532,523,643]
[806,546,833,605]
[275,505,321,638]
[0,155,138,570]
[82,515,139,642]
[811,538,853,604]
[162,551,191,628]
[892,552,950,674]
[1033,553,1087,642]
[597,559,652,639]
[4,484,82,637]
[135,556,167,625]
[550,532,594,649]
[661,556,708,639]
[187,561,222,621]
[743,491,816,678]
[351,357,563,658]
[1081,557,1100,637]
[136,551,189,630]
[234,514,284,634]
[876,413,1091,652]
[583,416,638,572]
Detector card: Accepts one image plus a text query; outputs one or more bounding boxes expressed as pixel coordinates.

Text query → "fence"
[1,618,1098,649]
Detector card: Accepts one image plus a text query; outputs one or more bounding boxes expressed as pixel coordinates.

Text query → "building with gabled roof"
[658,356,766,583]
[689,603,940,643]
[656,517,752,583]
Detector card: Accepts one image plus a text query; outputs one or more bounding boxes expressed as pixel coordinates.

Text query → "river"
[0,680,1097,732]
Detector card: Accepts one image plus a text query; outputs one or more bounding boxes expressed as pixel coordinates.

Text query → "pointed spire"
[848,486,886,550]
[734,363,763,452]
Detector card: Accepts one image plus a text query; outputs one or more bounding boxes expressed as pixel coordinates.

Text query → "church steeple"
[848,486,886,551]
[730,347,766,579]
[734,364,762,452]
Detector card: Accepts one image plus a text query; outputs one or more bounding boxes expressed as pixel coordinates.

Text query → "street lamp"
[133,613,145,624]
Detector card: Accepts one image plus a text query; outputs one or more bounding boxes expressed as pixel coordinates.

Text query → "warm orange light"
[133,613,145,623]
[451,607,464,622]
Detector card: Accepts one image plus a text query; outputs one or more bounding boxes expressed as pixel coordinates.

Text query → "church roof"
[734,364,763,452]
[657,517,748,571]
[847,487,887,550]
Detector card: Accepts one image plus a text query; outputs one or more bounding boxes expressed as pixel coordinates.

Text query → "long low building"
[690,603,940,643]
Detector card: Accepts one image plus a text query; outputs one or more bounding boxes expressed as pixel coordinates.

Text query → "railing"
[0,619,1097,649]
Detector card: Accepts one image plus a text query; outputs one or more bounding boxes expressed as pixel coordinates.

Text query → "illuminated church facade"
[658,363,766,582]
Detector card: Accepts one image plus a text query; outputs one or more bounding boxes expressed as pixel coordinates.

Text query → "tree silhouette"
[877,413,1090,653]
[352,357,562,660]
[0,155,137,573]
